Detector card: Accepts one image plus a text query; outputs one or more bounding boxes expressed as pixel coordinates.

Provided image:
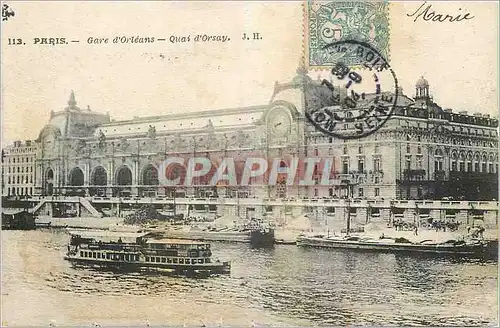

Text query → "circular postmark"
[305,40,399,140]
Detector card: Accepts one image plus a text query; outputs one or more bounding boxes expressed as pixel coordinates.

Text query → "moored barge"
[296,234,495,258]
[64,230,231,274]
[1,209,36,230]
[163,218,275,247]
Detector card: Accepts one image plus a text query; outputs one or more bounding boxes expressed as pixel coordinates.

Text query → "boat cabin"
[143,238,213,264]
[69,230,151,245]
[67,231,215,266]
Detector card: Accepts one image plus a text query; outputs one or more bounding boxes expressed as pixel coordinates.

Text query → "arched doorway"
[142,165,159,185]
[163,162,187,198]
[45,168,54,196]
[90,166,107,196]
[114,166,132,197]
[68,167,85,196]
[69,167,84,186]
[141,164,158,197]
[193,159,218,198]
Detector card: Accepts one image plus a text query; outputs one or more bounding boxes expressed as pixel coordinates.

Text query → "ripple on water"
[2,230,497,326]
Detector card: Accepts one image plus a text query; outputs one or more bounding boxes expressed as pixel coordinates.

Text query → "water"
[2,230,498,327]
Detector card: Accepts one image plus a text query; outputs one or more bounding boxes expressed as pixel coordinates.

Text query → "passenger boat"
[296,234,493,257]
[64,230,231,274]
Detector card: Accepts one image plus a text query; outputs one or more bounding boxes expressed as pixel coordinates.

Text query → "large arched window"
[466,152,473,172]
[450,151,458,172]
[69,167,84,186]
[114,166,133,197]
[89,166,107,196]
[473,153,480,172]
[91,166,107,186]
[45,168,54,195]
[434,148,444,172]
[482,153,488,172]
[116,166,132,186]
[141,164,159,186]
[458,152,465,172]
[489,154,496,173]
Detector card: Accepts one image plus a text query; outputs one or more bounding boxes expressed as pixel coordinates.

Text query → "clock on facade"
[267,106,292,138]
[42,130,57,153]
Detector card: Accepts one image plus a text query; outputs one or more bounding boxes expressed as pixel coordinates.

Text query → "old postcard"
[1,1,498,327]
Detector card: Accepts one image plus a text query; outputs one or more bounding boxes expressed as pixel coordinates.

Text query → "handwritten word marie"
[408,2,474,23]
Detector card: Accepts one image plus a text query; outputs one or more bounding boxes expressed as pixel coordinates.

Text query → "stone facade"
[1,140,38,196]
[5,72,497,201]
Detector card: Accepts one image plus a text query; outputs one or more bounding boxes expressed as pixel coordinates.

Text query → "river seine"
[1,230,498,327]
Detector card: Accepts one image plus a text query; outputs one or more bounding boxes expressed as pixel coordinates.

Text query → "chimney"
[459,110,468,115]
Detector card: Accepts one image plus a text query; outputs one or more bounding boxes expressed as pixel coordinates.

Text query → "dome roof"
[416,76,429,87]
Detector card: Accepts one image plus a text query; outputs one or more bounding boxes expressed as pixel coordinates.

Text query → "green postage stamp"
[305,1,390,68]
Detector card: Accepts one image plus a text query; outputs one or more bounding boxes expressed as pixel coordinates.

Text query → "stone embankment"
[34,216,498,246]
[36,216,124,230]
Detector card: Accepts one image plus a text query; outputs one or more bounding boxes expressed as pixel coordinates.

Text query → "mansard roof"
[95,105,269,137]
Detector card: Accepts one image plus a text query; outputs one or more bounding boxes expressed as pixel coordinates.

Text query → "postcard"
[1,1,498,327]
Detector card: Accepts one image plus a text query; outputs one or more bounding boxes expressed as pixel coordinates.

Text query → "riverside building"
[1,140,38,197]
[29,71,498,202]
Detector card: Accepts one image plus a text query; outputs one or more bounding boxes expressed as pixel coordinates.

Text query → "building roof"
[416,76,429,87]
[95,105,268,137]
[1,209,29,215]
[355,91,415,108]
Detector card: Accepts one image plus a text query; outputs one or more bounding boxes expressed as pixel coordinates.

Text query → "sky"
[1,1,498,146]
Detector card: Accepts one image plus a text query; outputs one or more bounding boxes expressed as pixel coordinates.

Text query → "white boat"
[64,230,231,274]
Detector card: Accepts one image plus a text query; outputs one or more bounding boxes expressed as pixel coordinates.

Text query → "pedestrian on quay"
[478,226,485,239]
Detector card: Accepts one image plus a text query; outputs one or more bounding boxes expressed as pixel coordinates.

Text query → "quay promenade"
[6,196,498,240]
[7,195,498,234]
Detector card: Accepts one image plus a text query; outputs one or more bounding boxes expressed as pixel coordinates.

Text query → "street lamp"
[389,199,395,227]
[346,196,351,236]
[366,204,372,224]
